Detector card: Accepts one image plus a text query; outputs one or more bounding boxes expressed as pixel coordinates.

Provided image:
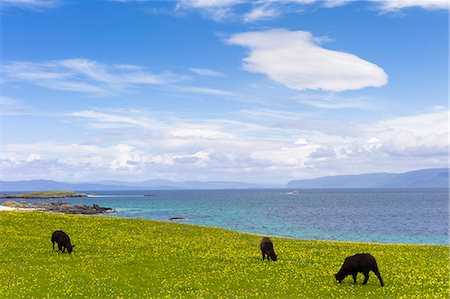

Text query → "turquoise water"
[4,188,448,245]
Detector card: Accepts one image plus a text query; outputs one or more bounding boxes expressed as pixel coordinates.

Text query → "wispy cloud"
[244,4,279,22]
[175,85,237,97]
[0,96,31,115]
[67,110,159,129]
[321,0,354,8]
[176,0,243,21]
[1,59,239,100]
[176,0,448,22]
[0,0,59,10]
[189,67,224,77]
[371,0,448,12]
[178,0,245,9]
[227,29,388,92]
[295,94,374,110]
[0,59,183,95]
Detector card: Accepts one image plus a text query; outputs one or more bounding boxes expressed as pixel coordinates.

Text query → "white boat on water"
[286,190,300,195]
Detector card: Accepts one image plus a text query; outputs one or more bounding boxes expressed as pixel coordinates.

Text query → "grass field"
[0,211,448,298]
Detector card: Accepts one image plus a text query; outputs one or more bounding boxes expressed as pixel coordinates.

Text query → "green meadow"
[0,211,448,298]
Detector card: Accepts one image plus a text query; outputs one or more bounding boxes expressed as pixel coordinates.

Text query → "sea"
[2,188,448,245]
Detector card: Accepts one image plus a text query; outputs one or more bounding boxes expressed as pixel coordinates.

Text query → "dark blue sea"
[3,188,448,245]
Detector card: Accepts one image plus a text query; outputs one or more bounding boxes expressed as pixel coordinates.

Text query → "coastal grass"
[0,211,448,298]
[22,191,80,197]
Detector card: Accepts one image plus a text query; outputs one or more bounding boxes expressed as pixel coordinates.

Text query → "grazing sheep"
[260,237,277,261]
[335,253,384,286]
[51,230,75,254]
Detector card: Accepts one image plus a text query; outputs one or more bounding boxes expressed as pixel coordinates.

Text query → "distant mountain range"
[0,179,274,192]
[287,168,449,189]
[0,168,448,192]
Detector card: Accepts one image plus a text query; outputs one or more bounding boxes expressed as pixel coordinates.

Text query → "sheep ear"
[72,245,76,248]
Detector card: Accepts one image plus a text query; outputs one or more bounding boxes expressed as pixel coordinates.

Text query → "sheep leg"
[373,269,384,286]
[352,272,357,284]
[362,272,370,285]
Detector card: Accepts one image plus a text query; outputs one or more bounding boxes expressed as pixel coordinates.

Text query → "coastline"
[0,205,20,211]
[0,191,87,200]
[0,201,114,215]
[1,209,448,247]
[1,188,447,245]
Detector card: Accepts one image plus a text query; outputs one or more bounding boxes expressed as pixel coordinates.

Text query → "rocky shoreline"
[0,193,87,200]
[1,201,115,215]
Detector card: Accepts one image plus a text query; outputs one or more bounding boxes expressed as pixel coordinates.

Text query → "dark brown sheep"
[51,230,75,254]
[335,253,384,286]
[260,237,277,261]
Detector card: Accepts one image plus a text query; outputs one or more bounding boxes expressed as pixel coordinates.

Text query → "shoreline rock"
[0,193,87,200]
[168,217,188,221]
[1,201,115,215]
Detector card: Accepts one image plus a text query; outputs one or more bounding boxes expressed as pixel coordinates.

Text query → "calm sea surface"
[4,188,448,245]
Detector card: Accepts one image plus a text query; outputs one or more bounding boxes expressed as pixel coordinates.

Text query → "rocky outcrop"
[0,192,87,200]
[168,217,188,221]
[1,201,114,215]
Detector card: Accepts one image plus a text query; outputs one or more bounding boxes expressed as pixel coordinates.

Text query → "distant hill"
[287,168,449,189]
[1,168,448,192]
[0,180,136,192]
[0,179,273,192]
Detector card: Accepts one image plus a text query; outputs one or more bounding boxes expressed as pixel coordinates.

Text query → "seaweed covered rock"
[1,201,114,215]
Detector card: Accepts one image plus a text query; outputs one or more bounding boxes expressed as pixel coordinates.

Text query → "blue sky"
[0,0,448,184]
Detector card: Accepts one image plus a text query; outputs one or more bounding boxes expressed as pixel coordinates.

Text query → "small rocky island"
[1,201,115,215]
[168,217,189,221]
[0,191,87,199]
[0,190,114,214]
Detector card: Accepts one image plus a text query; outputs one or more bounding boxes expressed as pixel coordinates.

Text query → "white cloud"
[189,67,224,77]
[376,109,448,136]
[68,110,159,129]
[319,0,445,10]
[251,141,320,166]
[321,0,354,8]
[178,0,245,8]
[0,96,31,115]
[382,131,448,157]
[0,59,180,95]
[176,85,237,97]
[2,108,448,183]
[244,5,279,22]
[26,153,42,162]
[176,0,448,22]
[1,59,237,99]
[176,0,242,21]
[267,107,449,164]
[0,0,58,9]
[332,109,449,160]
[227,29,388,92]
[173,151,210,167]
[297,96,372,110]
[169,126,236,140]
[177,0,312,21]
[309,146,337,159]
[371,0,448,11]
[373,109,449,157]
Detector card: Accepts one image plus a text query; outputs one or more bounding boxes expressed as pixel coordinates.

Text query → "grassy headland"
[0,191,86,199]
[0,211,447,298]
